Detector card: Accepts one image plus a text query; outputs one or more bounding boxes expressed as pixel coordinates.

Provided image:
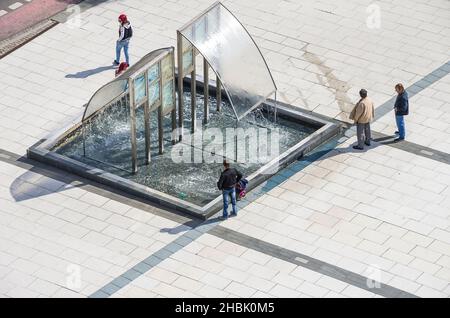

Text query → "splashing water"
[54,91,316,206]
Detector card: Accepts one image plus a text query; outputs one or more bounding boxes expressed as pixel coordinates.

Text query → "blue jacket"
[394,91,409,116]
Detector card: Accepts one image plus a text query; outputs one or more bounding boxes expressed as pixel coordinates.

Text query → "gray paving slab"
[209,226,418,298]
[372,132,450,164]
[374,60,450,120]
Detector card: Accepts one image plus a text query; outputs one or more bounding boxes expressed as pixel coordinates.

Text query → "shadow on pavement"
[65,65,115,78]
[0,148,199,226]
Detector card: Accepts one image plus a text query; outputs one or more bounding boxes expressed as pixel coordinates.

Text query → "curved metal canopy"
[82,47,173,122]
[178,2,277,121]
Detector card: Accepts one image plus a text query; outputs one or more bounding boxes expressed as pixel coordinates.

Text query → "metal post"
[234,120,238,163]
[171,110,177,145]
[177,31,184,141]
[158,107,164,154]
[171,51,177,145]
[216,75,221,112]
[82,122,86,157]
[144,102,151,164]
[274,91,277,123]
[190,50,197,133]
[158,60,164,154]
[144,71,151,164]
[128,78,138,174]
[203,58,209,125]
[216,5,221,113]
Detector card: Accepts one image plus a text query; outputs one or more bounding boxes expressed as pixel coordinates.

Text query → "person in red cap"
[113,14,132,66]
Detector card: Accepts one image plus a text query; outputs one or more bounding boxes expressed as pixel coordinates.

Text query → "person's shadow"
[65,65,115,79]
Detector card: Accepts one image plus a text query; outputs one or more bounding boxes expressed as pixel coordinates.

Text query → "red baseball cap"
[118,14,127,23]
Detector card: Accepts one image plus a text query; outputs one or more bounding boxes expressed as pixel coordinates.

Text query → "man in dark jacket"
[217,160,242,220]
[394,83,409,141]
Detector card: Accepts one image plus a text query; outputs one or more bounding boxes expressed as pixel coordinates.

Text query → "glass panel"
[162,81,174,114]
[148,80,160,107]
[194,16,207,43]
[83,79,128,121]
[148,63,159,83]
[134,74,146,105]
[83,96,133,171]
[182,49,193,75]
[83,48,175,121]
[161,55,173,81]
[182,29,193,51]
[179,3,276,120]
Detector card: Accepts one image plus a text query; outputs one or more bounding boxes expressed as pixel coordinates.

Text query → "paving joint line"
[88,135,350,298]
[209,225,418,298]
[0,138,427,298]
[0,148,198,226]
[371,131,450,165]
[89,218,220,298]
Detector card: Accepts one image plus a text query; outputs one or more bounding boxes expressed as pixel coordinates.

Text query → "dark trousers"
[357,123,371,147]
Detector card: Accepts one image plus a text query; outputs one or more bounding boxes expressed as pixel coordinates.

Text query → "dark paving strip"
[90,219,220,298]
[371,131,450,165]
[374,60,450,120]
[209,226,418,298]
[4,136,419,298]
[0,137,425,298]
[0,148,199,226]
[89,135,364,298]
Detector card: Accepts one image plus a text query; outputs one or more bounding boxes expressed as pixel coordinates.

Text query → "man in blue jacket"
[394,83,409,141]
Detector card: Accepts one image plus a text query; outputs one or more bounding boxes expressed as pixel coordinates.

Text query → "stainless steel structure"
[177,2,277,122]
[81,47,177,174]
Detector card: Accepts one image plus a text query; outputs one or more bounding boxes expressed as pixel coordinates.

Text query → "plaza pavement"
[0,0,449,297]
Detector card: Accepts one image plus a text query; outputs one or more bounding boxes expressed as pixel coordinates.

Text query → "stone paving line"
[371,132,450,166]
[209,225,416,298]
[89,131,447,298]
[1,0,449,157]
[373,72,450,154]
[218,136,450,298]
[374,60,450,120]
[90,219,219,298]
[0,148,199,227]
[2,116,449,297]
[0,0,449,298]
[88,135,349,297]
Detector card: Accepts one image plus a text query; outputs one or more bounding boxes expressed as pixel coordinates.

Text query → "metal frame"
[177,32,236,119]
[28,99,340,219]
[190,48,197,133]
[221,4,277,91]
[216,76,221,112]
[178,1,221,32]
[82,94,134,173]
[203,58,209,124]
[177,31,184,141]
[128,77,138,174]
[177,2,277,123]
[82,81,128,123]
[81,47,176,174]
